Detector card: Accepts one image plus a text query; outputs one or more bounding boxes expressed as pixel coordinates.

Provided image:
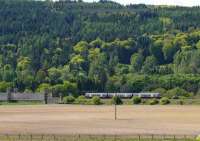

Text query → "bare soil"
[0,105,199,135]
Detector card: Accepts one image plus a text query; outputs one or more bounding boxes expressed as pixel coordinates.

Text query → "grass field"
[0,101,43,105]
[0,134,197,141]
[0,105,200,136]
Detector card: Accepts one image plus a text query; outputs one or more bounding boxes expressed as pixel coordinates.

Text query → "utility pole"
[44,89,48,104]
[114,104,117,120]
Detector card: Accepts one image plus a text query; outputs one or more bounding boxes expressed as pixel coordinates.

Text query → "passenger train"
[85,92,161,99]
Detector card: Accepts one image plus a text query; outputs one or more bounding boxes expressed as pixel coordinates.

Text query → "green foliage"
[48,67,62,84]
[91,96,101,105]
[130,53,144,72]
[73,41,89,54]
[0,0,200,97]
[149,99,159,105]
[52,81,77,97]
[178,100,184,105]
[36,83,51,93]
[63,96,75,104]
[160,97,170,105]
[151,88,166,97]
[111,96,123,105]
[150,40,164,64]
[0,81,12,92]
[142,56,158,74]
[196,135,200,141]
[196,41,200,49]
[174,50,200,74]
[75,96,88,104]
[166,87,192,98]
[132,96,142,104]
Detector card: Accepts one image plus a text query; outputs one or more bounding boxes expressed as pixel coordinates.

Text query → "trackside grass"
[0,134,197,141]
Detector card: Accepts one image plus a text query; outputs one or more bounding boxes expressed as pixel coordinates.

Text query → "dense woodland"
[0,0,200,98]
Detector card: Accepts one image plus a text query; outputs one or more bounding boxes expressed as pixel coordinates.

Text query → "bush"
[63,96,75,104]
[75,95,87,104]
[160,97,170,105]
[132,96,141,104]
[151,88,166,97]
[0,81,12,92]
[166,87,191,98]
[172,95,179,99]
[91,96,101,105]
[149,99,159,105]
[36,83,51,93]
[111,96,123,105]
[178,100,184,105]
[196,135,200,141]
[24,89,33,93]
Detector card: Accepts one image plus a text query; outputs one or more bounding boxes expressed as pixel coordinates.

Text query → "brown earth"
[0,105,199,135]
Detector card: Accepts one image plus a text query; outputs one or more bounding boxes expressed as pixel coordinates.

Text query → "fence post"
[59,93,63,104]
[151,134,154,140]
[44,89,48,104]
[184,135,187,141]
[53,135,56,141]
[41,134,44,140]
[78,134,80,141]
[163,135,165,140]
[6,134,10,141]
[114,104,117,120]
[103,135,106,141]
[7,88,12,102]
[114,135,117,141]
[138,135,141,141]
[173,135,176,141]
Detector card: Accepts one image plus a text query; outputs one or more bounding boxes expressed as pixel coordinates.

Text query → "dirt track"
[0,105,200,135]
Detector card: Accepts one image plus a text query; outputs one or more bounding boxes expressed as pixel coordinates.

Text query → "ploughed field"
[0,105,200,135]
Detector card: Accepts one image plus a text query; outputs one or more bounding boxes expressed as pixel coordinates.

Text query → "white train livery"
[85,92,160,98]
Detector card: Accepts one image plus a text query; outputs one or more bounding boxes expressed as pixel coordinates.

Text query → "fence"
[0,134,197,141]
[0,92,60,104]
[11,93,44,101]
[0,92,8,101]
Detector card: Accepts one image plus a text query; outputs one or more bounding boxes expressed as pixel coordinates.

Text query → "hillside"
[0,0,200,98]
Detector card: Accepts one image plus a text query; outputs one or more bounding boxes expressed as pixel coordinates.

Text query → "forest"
[0,0,200,98]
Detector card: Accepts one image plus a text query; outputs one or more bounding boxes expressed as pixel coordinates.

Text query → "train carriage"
[85,92,160,99]
[85,93,108,98]
[116,93,133,98]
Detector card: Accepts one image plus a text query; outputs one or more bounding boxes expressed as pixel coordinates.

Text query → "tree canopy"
[0,0,200,97]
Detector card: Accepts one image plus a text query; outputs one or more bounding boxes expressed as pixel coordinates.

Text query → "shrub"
[166,87,191,98]
[63,96,75,104]
[196,135,200,141]
[151,88,166,97]
[24,89,33,93]
[132,96,141,104]
[111,96,123,105]
[172,95,179,99]
[76,95,87,104]
[91,96,101,105]
[149,99,159,105]
[160,97,170,105]
[36,83,51,93]
[178,100,184,105]
[0,81,12,92]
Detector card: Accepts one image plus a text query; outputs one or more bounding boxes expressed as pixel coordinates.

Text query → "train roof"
[85,92,160,95]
